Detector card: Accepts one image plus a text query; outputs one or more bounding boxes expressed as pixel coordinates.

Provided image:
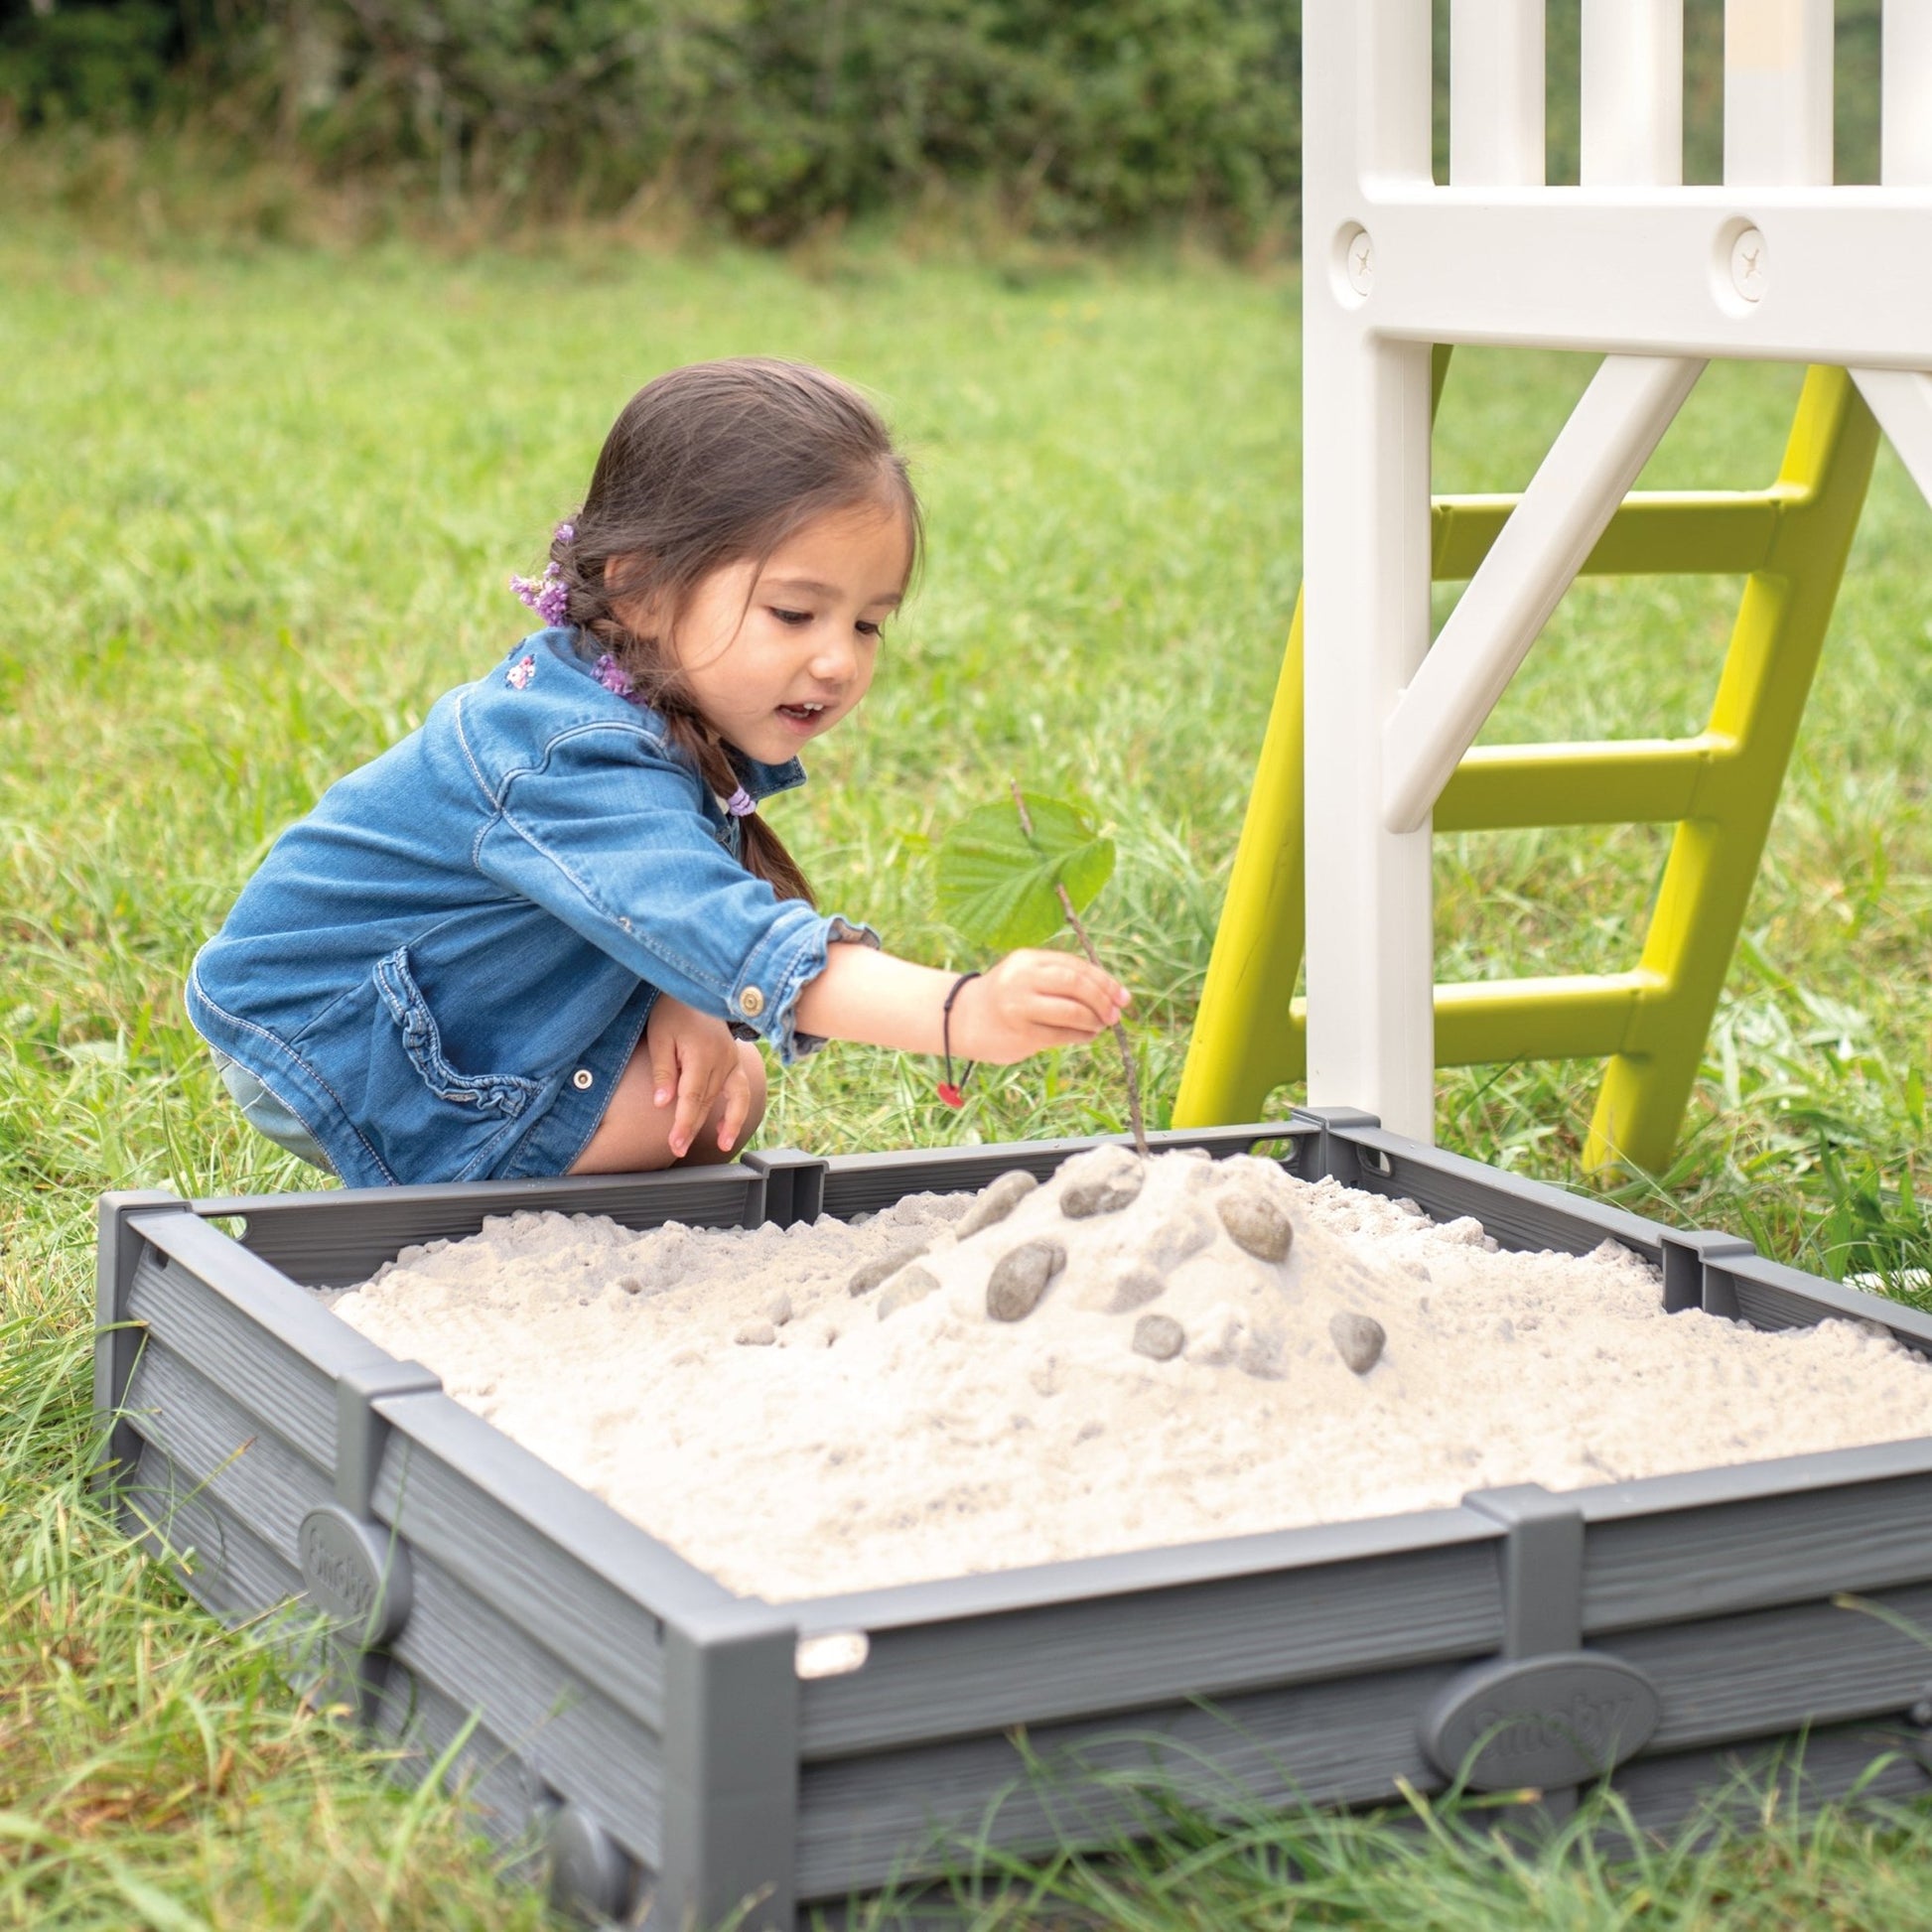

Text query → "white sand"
[330,1151,1932,1602]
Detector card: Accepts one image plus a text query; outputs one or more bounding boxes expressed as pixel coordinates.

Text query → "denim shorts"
[210,1050,335,1174]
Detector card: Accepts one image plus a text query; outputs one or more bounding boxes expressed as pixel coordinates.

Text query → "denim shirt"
[186,627,878,1187]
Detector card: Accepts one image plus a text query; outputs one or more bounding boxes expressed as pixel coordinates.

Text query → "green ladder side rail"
[1174,363,1878,1173]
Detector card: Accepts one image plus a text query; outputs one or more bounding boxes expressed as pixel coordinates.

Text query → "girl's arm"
[791,943,1129,1063]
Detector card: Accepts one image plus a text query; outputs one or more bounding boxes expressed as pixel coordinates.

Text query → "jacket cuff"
[731,911,881,1065]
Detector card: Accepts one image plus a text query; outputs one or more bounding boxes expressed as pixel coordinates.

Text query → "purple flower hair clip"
[593,653,636,700]
[509,518,578,627]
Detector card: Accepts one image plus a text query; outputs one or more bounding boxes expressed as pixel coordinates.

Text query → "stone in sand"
[877,1265,939,1320]
[953,1170,1039,1239]
[848,1245,926,1297]
[1057,1145,1146,1219]
[1329,1310,1386,1374]
[1132,1313,1185,1361]
[735,1319,776,1347]
[1217,1191,1294,1263]
[986,1239,1066,1322]
[1108,1264,1168,1311]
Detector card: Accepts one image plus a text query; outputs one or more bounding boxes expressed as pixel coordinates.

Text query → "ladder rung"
[1437,735,1738,830]
[1433,490,1782,581]
[1283,972,1657,1066]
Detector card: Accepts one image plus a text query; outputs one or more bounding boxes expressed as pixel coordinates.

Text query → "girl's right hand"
[951,950,1130,1064]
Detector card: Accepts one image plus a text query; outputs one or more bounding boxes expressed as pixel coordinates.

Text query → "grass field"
[3,215,1930,1926]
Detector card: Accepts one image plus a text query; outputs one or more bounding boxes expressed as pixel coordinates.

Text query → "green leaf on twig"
[935,792,1115,949]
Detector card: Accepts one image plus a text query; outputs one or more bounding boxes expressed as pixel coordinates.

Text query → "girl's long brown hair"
[542,357,921,905]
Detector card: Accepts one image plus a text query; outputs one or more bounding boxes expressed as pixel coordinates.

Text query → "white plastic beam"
[1582,0,1683,186]
[1725,0,1834,185]
[1382,353,1705,835]
[1303,0,1439,1144]
[1451,0,1546,186]
[1884,0,1932,186]
[1338,189,1932,367]
[1852,367,1932,511]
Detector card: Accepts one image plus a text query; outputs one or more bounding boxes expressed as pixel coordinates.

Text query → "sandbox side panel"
[1611,1717,1931,1836]
[125,1244,360,1468]
[389,1546,668,1866]
[1608,1585,1932,1755]
[816,1124,1317,1221]
[365,1393,739,1731]
[798,1530,1502,1756]
[794,1661,1456,1899]
[1305,1120,1671,1260]
[202,1165,768,1289]
[125,1439,307,1626]
[125,1340,337,1561]
[1583,1459,1932,1631]
[366,1661,551,1854]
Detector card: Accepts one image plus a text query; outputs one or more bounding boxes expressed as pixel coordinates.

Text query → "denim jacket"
[187,627,878,1187]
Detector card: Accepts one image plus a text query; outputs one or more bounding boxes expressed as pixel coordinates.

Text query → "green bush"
[0,0,1302,243]
[0,0,181,126]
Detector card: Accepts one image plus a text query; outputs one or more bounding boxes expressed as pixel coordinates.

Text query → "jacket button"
[572,1068,595,1090]
[738,986,765,1019]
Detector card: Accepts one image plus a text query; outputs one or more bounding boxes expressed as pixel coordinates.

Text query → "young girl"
[188,357,1128,1187]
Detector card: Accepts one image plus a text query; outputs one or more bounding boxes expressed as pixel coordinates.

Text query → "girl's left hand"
[645,994,755,1158]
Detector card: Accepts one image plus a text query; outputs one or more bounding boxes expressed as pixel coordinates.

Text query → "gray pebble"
[877,1265,940,1320]
[735,1319,776,1347]
[848,1245,926,1297]
[1217,1191,1294,1263]
[1131,1313,1185,1361]
[986,1239,1066,1322]
[953,1169,1039,1240]
[1108,1265,1168,1311]
[1058,1146,1146,1219]
[1329,1310,1386,1374]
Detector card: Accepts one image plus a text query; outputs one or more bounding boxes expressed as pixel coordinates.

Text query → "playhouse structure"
[1179,0,1932,1173]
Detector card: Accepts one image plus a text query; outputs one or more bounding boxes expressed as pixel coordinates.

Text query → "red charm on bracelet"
[938,971,981,1110]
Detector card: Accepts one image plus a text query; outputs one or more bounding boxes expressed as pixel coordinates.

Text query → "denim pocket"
[373,946,542,1119]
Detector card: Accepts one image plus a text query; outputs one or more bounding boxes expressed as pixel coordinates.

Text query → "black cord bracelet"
[938,970,981,1108]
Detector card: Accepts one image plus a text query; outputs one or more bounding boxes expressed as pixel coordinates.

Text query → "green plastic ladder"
[1174,361,1878,1173]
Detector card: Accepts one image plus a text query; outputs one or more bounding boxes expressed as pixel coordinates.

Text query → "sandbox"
[96,1110,1932,1927]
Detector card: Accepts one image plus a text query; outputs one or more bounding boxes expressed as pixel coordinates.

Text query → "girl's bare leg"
[568,1039,767,1174]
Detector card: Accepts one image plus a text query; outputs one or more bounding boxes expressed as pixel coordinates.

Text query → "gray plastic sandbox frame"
[96,1106,1932,1927]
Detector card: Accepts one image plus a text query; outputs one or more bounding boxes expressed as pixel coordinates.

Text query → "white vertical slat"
[1725,0,1835,185]
[1581,0,1684,185]
[1883,0,1932,184]
[1303,0,1439,1142]
[1450,0,1548,185]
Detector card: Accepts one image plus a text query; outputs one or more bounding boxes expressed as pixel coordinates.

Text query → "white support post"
[1883,0,1932,185]
[1451,0,1546,187]
[1582,0,1684,187]
[1382,353,1704,834]
[1303,0,1438,1142]
[1854,10,1932,523]
[1725,0,1835,186]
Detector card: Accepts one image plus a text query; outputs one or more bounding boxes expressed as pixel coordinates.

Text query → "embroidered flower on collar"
[506,654,537,690]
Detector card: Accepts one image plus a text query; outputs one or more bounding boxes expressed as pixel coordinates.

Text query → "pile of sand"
[331,1150,1932,1602]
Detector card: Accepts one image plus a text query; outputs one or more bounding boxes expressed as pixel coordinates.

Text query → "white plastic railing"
[1302,0,1932,1142]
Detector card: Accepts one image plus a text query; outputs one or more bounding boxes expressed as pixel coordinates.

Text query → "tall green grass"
[2,216,1929,1924]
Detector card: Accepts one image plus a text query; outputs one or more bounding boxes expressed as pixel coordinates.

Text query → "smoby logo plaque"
[1421,1652,1661,1789]
[299,1505,413,1646]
